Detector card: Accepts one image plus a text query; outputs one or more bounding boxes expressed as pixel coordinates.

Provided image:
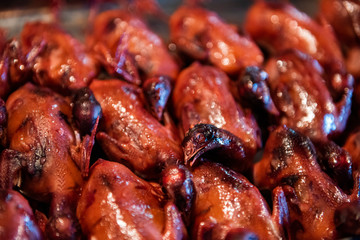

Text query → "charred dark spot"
[281,175,300,187]
[105,18,119,33]
[100,174,112,189]
[221,168,249,191]
[17,116,32,133]
[270,128,315,174]
[33,144,46,167]
[271,146,290,173]
[31,87,52,97]
[290,132,316,159]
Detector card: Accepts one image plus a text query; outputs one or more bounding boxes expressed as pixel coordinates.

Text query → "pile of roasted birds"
[1,0,360,239]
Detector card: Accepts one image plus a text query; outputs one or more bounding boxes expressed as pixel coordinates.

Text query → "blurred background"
[0,0,320,40]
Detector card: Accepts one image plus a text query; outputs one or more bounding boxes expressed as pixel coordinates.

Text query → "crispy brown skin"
[245,1,344,72]
[77,159,187,240]
[3,83,84,238]
[90,79,183,179]
[320,0,360,114]
[265,50,352,141]
[21,22,98,94]
[173,62,261,157]
[0,38,28,99]
[255,125,359,240]
[320,0,360,47]
[5,83,82,200]
[0,189,43,240]
[245,1,356,104]
[170,6,263,75]
[190,161,286,240]
[89,9,178,81]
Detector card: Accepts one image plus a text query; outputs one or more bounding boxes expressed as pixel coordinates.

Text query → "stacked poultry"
[0,0,359,239]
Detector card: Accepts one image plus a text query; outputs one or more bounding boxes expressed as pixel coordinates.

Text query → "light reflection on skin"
[170,5,263,74]
[245,1,345,73]
[266,51,350,141]
[93,10,178,80]
[105,192,141,239]
[192,163,283,239]
[254,125,358,239]
[173,63,261,155]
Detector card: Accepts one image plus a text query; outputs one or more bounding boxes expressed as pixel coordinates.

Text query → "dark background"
[0,0,320,15]
[0,0,320,40]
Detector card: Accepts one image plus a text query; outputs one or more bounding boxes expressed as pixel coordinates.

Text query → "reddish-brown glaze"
[0,189,43,240]
[319,0,360,112]
[265,50,352,141]
[90,79,182,179]
[254,125,359,240]
[0,39,29,99]
[245,1,344,73]
[320,0,360,47]
[77,159,187,240]
[173,62,261,156]
[89,10,178,82]
[1,83,86,238]
[190,161,288,240]
[21,22,98,94]
[170,5,263,75]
